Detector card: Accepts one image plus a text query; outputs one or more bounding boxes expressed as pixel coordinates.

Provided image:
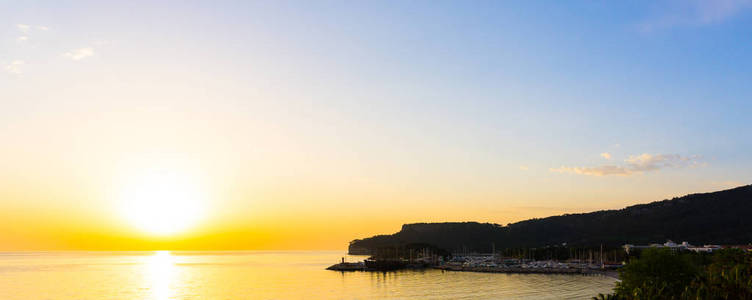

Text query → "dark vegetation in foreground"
[350,185,752,254]
[593,248,752,300]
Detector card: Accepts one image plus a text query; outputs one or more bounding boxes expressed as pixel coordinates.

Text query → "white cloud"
[16,24,31,33]
[13,24,50,42]
[4,60,25,74]
[551,153,703,177]
[64,47,95,61]
[600,152,612,160]
[519,166,529,171]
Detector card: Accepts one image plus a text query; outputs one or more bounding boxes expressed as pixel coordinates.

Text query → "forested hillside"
[349,185,752,254]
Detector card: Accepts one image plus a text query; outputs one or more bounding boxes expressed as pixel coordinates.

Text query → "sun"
[117,170,206,236]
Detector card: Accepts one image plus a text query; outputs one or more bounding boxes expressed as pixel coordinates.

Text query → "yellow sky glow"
[2,2,746,250]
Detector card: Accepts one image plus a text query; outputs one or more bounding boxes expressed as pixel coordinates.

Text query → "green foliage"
[615,248,700,299]
[681,249,752,299]
[592,293,619,300]
[609,248,752,300]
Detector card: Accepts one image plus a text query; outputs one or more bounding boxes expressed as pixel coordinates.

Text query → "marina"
[328,254,622,278]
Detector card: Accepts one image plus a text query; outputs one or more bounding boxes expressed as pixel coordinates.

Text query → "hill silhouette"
[349,185,752,254]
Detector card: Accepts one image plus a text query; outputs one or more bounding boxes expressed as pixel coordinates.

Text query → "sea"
[0,251,617,299]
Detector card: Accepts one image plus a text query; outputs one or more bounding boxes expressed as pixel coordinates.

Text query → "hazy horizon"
[2,0,752,251]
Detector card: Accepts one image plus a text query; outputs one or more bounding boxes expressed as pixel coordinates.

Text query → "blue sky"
[1,1,752,244]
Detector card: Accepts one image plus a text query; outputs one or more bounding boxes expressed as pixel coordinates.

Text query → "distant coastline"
[348,185,752,255]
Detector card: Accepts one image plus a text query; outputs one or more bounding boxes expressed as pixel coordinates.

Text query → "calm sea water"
[0,251,616,299]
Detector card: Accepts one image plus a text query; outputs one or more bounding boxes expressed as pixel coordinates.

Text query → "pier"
[326,262,367,271]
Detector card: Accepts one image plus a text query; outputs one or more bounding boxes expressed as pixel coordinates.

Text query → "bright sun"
[118,171,206,236]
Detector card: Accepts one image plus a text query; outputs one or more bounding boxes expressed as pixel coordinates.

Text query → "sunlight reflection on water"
[144,251,174,300]
[0,251,617,299]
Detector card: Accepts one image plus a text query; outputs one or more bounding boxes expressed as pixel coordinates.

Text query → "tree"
[615,248,700,299]
[592,293,619,300]
[682,249,752,299]
[606,248,752,299]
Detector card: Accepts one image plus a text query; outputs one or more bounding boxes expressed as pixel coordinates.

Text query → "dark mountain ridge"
[349,185,752,254]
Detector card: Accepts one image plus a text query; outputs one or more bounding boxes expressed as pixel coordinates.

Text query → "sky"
[1,0,751,250]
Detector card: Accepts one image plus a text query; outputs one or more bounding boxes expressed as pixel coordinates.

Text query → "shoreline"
[327,263,620,279]
[435,265,619,279]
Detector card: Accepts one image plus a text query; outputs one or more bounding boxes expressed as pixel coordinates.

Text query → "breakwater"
[327,262,430,272]
[326,262,367,271]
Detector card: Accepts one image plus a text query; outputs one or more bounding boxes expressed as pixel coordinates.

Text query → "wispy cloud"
[4,60,25,74]
[14,23,50,42]
[64,47,95,61]
[16,24,49,32]
[519,166,529,171]
[695,0,752,23]
[625,153,702,172]
[550,165,631,176]
[600,152,612,160]
[16,24,31,33]
[638,0,752,31]
[551,153,703,176]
